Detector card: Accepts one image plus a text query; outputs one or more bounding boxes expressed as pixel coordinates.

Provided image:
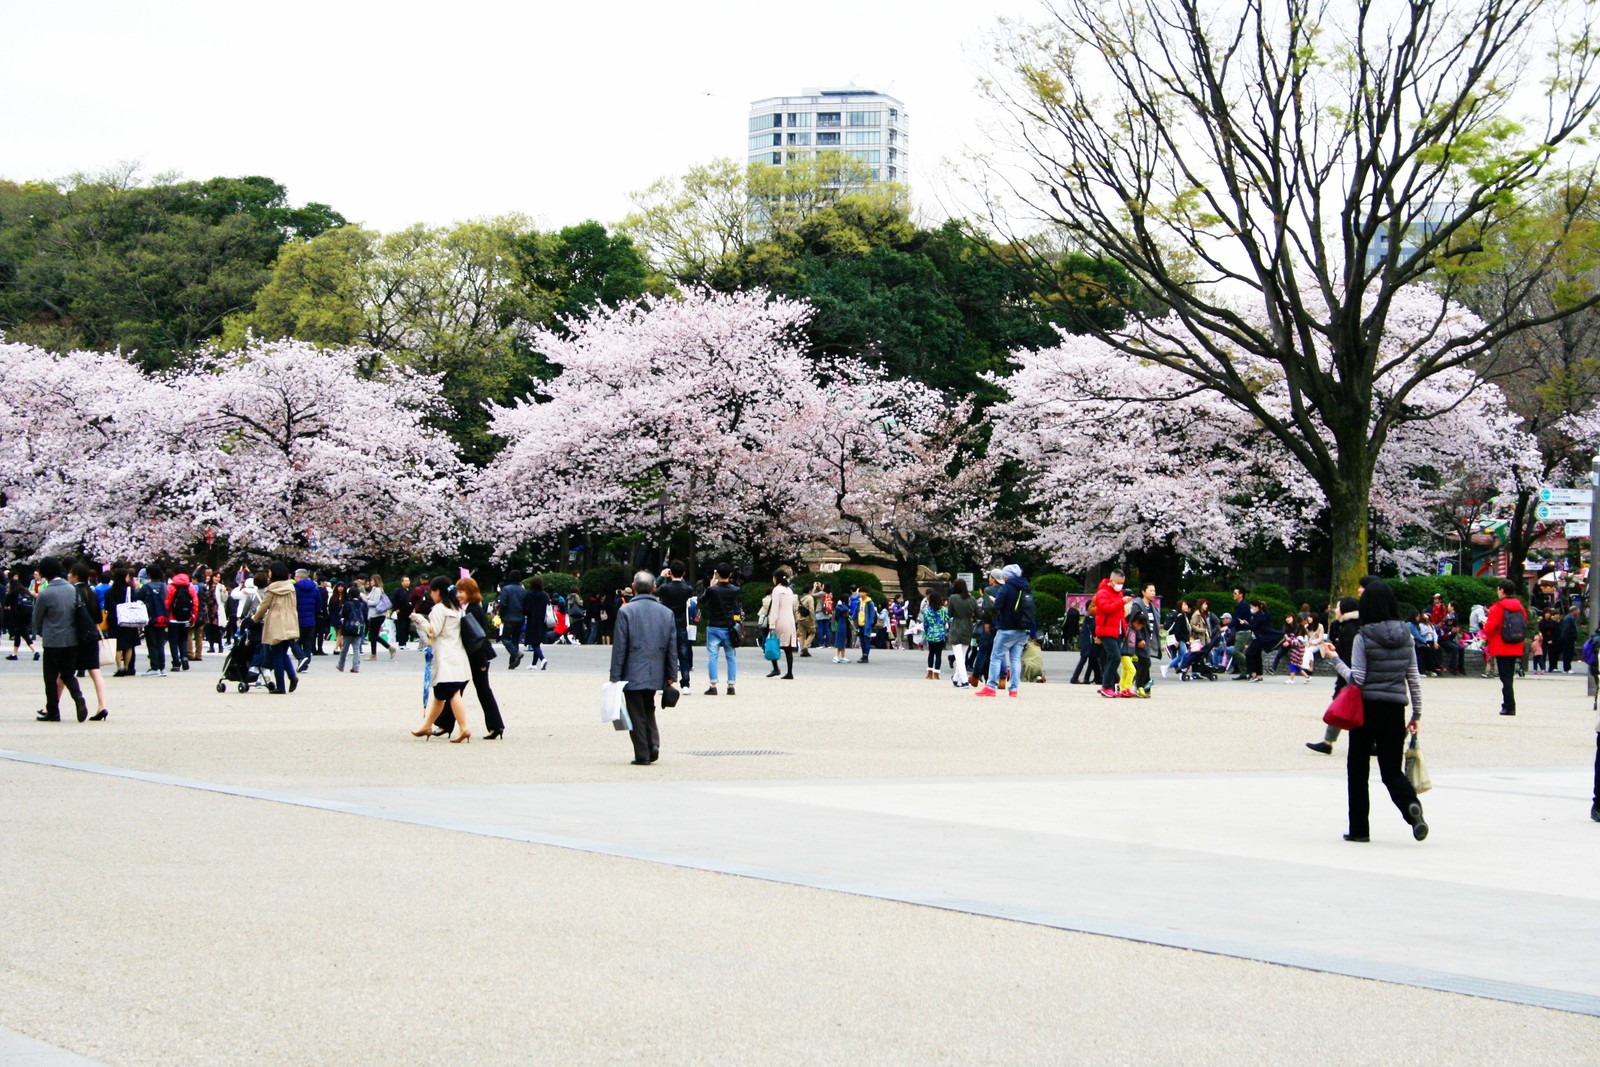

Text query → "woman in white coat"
[765,570,800,680]
[410,577,472,743]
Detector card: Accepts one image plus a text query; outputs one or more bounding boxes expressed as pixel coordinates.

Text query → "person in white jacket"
[410,577,472,743]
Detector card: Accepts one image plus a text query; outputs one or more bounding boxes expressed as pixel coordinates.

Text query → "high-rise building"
[747,88,907,186]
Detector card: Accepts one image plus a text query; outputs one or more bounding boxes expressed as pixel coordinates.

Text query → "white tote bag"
[600,680,627,725]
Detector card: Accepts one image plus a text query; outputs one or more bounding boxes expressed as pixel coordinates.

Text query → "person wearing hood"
[252,561,301,695]
[1323,579,1428,843]
[162,567,200,672]
[1092,568,1131,697]
[977,563,1032,698]
[293,568,320,672]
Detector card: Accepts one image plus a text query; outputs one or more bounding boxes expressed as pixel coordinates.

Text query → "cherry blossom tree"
[805,362,1000,594]
[172,338,465,564]
[0,339,196,562]
[990,286,1533,574]
[479,288,835,562]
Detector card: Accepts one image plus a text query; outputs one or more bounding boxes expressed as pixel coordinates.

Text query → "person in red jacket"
[1482,578,1527,717]
[1093,569,1131,698]
[163,570,202,672]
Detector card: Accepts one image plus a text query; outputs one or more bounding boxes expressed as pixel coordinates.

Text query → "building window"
[748,113,780,132]
[848,149,881,163]
[888,129,898,143]
[787,150,812,163]
[889,108,898,120]
[816,131,840,145]
[817,112,841,127]
[787,132,811,145]
[748,134,772,151]
[870,169,881,180]
[887,166,897,180]
[787,112,812,127]
[888,147,897,161]
[844,130,880,145]
[846,111,881,126]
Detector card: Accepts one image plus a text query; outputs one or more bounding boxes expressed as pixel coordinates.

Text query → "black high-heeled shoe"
[484,729,504,740]
[89,709,108,721]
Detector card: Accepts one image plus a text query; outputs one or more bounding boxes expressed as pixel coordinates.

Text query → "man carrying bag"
[608,570,679,766]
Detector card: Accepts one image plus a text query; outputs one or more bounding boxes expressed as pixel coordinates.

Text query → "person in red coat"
[1482,578,1527,716]
[1092,570,1130,697]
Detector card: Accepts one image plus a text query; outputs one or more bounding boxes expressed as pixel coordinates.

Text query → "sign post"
[1590,459,1600,700]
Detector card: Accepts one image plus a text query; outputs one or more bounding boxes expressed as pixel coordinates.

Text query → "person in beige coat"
[252,561,301,695]
[765,571,800,680]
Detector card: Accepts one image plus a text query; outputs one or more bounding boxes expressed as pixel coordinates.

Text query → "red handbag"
[1324,683,1364,730]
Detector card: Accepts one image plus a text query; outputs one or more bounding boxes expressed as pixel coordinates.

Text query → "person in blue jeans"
[699,566,741,695]
[978,564,1033,698]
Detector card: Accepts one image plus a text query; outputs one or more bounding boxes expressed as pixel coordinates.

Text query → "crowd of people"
[7,553,1597,832]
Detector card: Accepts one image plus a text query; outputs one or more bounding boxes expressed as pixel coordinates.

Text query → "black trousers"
[1496,655,1518,713]
[42,645,87,718]
[1070,647,1099,683]
[469,655,504,733]
[367,617,391,656]
[1346,698,1421,837]
[624,688,659,762]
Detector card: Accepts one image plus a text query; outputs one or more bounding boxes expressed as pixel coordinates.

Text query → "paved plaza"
[2,643,1598,1064]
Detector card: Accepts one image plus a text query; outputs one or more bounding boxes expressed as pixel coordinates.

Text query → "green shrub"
[1292,588,1332,612]
[1252,582,1292,603]
[536,571,579,600]
[1032,574,1075,601]
[1033,591,1064,627]
[742,581,773,618]
[579,564,630,597]
[1183,591,1236,616]
[805,568,884,600]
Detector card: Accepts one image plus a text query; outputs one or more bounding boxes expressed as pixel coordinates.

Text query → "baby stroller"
[216,628,263,693]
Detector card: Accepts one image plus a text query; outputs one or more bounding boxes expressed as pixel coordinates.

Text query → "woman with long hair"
[922,590,949,681]
[946,578,976,688]
[411,576,472,743]
[69,561,109,719]
[455,577,505,739]
[107,567,141,677]
[765,570,799,680]
[1322,580,1428,843]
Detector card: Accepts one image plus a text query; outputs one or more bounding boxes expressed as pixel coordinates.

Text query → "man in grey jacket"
[31,557,88,722]
[609,571,679,765]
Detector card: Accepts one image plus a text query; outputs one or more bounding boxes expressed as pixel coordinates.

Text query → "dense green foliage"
[1033,591,1065,627]
[535,572,579,600]
[0,172,343,367]
[793,569,886,601]
[1031,574,1076,601]
[579,564,631,597]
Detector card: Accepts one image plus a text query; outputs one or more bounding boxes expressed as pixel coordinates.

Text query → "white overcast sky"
[1,0,1038,232]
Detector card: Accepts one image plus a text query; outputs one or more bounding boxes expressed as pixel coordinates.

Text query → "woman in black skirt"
[456,577,506,740]
[69,562,109,719]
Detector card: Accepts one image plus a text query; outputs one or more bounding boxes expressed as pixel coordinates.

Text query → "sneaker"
[336,665,344,673]
[1160,665,1168,678]
[1116,689,1137,698]
[726,685,735,696]
[539,661,548,671]
[704,686,718,696]
[1134,688,1151,698]
[974,686,998,697]
[351,668,359,674]
[1306,741,1334,755]
[141,668,162,677]
[389,646,397,660]
[33,651,40,661]
[1008,690,1019,698]
[297,658,311,673]
[1098,688,1117,698]
[2,654,14,661]
[1500,708,1515,716]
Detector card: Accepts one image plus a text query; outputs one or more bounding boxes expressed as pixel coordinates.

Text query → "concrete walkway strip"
[0,1025,107,1065]
[6,748,1599,1020]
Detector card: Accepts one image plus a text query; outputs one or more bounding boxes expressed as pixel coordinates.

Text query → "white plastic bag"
[600,680,627,724]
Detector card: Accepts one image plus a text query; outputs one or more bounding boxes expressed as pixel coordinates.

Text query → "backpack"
[1583,633,1598,671]
[168,586,194,624]
[1013,591,1037,630]
[341,600,366,637]
[1499,605,1526,645]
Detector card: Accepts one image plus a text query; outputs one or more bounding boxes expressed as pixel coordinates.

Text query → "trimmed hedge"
[1033,591,1064,627]
[1032,574,1075,601]
[795,568,885,601]
[742,581,773,618]
[536,571,579,600]
[579,564,631,597]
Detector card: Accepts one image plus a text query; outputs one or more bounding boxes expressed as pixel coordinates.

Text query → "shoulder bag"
[115,586,150,629]
[1323,683,1364,731]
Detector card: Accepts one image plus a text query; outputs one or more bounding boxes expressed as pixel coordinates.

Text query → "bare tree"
[983,0,1600,591]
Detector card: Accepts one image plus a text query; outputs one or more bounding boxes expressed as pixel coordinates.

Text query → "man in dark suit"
[31,557,88,722]
[610,571,679,765]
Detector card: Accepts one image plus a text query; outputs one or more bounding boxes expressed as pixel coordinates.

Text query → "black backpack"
[168,585,194,624]
[1499,605,1526,644]
[1014,591,1037,630]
